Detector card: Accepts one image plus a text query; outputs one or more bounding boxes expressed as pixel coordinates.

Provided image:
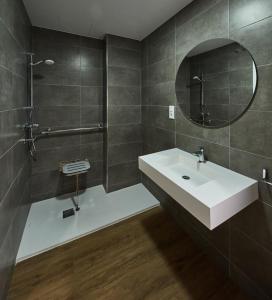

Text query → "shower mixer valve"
[23,123,40,129]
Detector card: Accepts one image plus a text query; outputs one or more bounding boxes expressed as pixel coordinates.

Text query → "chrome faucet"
[193,147,206,163]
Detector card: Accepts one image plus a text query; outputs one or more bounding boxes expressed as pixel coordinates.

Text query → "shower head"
[193,75,205,82]
[193,76,201,81]
[30,59,55,66]
[44,59,55,65]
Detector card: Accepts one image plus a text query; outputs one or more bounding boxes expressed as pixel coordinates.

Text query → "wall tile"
[80,142,103,162]
[229,0,272,31]
[80,36,104,49]
[108,66,140,87]
[175,0,229,57]
[107,35,141,51]
[80,106,103,126]
[80,131,104,145]
[229,148,272,206]
[0,0,30,49]
[79,161,103,189]
[0,227,15,299]
[230,17,272,67]
[231,228,272,297]
[108,142,142,166]
[230,111,272,157]
[0,164,29,245]
[108,86,141,106]
[32,43,81,69]
[107,161,140,190]
[229,264,270,300]
[80,47,103,68]
[0,67,13,110]
[229,147,272,180]
[34,64,81,86]
[107,124,142,144]
[231,201,272,253]
[145,58,175,86]
[108,47,141,69]
[36,134,80,151]
[176,107,230,146]
[142,106,175,131]
[32,27,80,47]
[81,67,103,86]
[34,84,80,107]
[147,30,175,65]
[81,86,103,106]
[250,65,272,111]
[0,110,24,157]
[105,35,142,192]
[143,126,175,153]
[34,106,80,129]
[175,0,221,29]
[0,21,26,77]
[0,0,30,295]
[108,106,141,125]
[142,81,176,106]
[0,147,16,204]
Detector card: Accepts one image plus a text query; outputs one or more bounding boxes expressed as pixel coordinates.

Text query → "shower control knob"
[23,123,40,129]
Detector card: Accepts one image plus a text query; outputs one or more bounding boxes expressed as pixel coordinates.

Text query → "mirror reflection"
[176,38,257,128]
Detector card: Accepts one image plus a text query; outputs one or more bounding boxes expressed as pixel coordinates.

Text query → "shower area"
[16,28,157,261]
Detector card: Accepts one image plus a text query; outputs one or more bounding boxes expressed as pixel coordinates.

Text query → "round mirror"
[175,38,257,128]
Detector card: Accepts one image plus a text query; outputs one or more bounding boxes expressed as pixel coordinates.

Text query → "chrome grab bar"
[263,180,272,187]
[40,124,104,136]
[262,168,272,186]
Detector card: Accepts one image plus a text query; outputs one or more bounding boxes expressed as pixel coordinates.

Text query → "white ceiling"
[23,0,193,40]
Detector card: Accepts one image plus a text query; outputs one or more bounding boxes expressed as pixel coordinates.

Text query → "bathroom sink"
[139,148,258,230]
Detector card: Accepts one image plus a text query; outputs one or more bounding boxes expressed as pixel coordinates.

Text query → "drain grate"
[182,175,190,180]
[63,208,75,218]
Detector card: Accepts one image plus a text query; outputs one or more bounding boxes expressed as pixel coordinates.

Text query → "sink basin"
[139,148,258,230]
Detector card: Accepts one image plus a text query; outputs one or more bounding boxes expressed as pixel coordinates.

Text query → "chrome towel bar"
[40,124,104,136]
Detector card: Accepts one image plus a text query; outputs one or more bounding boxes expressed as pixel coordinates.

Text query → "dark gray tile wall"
[104,35,142,192]
[31,27,104,201]
[141,0,272,298]
[0,0,31,298]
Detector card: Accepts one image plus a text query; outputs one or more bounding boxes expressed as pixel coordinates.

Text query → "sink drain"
[182,175,190,180]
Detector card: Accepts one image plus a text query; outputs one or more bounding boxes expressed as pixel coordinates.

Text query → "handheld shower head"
[44,59,55,65]
[193,75,205,83]
[193,76,201,81]
[31,59,55,66]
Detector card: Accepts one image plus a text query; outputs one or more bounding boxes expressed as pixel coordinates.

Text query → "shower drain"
[182,175,190,180]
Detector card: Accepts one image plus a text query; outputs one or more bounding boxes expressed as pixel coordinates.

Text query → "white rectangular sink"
[139,148,258,230]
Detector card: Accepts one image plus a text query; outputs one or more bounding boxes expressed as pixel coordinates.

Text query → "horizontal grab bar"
[40,124,104,136]
[262,169,272,187]
[263,180,272,187]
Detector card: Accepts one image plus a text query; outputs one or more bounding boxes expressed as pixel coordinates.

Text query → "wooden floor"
[8,207,250,300]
